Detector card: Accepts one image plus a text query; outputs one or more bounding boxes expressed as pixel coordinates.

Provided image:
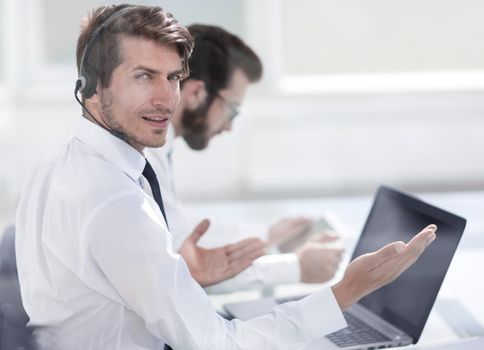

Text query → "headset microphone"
[73,88,129,143]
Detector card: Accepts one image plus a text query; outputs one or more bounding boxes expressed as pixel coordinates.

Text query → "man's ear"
[87,81,101,104]
[183,80,208,109]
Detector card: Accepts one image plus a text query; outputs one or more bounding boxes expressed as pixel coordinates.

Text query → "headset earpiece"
[79,66,97,99]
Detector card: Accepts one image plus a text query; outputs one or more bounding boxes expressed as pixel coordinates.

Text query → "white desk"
[187,190,484,348]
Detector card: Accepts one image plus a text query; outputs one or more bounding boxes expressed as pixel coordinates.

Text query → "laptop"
[224,186,467,349]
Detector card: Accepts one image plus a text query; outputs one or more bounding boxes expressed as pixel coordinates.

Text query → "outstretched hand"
[267,217,312,252]
[179,219,266,287]
[332,224,437,310]
[296,232,345,283]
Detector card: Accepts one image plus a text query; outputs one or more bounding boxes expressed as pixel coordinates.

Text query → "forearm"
[235,288,347,349]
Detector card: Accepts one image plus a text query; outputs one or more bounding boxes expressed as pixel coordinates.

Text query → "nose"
[152,78,179,110]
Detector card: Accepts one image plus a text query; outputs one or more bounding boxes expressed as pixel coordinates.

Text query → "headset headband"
[75,5,135,98]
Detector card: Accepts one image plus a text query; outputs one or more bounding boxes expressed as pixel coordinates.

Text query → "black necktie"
[142,159,169,228]
[143,160,172,350]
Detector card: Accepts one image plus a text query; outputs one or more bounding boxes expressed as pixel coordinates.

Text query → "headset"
[75,5,134,99]
[74,5,135,141]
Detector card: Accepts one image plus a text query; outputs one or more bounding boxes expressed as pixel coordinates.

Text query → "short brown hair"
[184,24,262,94]
[76,4,194,90]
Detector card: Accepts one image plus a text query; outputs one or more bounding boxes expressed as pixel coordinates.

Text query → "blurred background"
[1,0,484,230]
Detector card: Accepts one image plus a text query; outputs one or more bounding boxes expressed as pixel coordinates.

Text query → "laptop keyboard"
[276,295,392,347]
[326,311,391,347]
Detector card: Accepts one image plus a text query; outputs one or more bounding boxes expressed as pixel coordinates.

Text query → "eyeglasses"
[216,93,240,121]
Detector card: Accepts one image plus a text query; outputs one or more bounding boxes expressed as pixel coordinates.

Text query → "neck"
[82,115,144,154]
[82,102,110,131]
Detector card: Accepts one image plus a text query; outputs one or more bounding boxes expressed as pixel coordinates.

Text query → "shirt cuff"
[294,287,347,338]
[252,253,301,286]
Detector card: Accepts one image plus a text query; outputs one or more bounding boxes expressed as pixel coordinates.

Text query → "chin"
[143,136,167,149]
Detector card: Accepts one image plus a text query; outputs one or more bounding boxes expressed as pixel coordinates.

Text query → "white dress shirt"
[15,117,346,350]
[145,127,302,293]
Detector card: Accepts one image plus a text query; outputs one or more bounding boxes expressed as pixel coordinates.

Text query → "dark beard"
[180,97,213,150]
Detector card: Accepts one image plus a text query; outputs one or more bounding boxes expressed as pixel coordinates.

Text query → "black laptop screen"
[352,186,466,343]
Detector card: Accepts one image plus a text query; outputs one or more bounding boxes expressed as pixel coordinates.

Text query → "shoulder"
[29,138,144,215]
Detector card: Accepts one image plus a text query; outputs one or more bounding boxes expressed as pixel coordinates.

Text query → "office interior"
[1,0,484,348]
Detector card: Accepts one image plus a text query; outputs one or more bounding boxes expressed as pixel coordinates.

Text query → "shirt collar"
[164,124,175,155]
[75,117,146,182]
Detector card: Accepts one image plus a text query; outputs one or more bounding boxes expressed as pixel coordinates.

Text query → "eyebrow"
[131,65,183,76]
[170,69,184,77]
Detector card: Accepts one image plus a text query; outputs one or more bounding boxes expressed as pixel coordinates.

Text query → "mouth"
[142,115,171,129]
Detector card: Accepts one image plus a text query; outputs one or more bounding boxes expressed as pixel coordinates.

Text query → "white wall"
[173,90,484,201]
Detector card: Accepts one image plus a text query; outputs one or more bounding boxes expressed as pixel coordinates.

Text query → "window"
[11,0,245,99]
[248,0,484,93]
[42,0,245,66]
[281,0,484,75]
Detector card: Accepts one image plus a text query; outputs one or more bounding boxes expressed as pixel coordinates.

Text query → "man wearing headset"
[145,24,345,292]
[15,4,436,349]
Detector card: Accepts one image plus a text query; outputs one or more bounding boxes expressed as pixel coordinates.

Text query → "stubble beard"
[99,90,167,151]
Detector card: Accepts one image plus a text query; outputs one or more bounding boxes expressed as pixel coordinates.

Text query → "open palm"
[179,219,266,287]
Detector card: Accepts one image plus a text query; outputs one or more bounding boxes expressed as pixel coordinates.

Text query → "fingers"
[367,225,438,287]
[334,225,438,309]
[285,222,312,242]
[366,241,406,270]
[223,242,265,279]
[225,259,254,279]
[225,237,264,254]
[236,248,265,266]
[406,225,437,252]
[395,225,437,271]
[222,239,266,279]
[366,224,437,270]
[225,237,265,261]
[288,217,312,228]
[424,224,437,232]
[312,231,340,243]
[187,219,210,243]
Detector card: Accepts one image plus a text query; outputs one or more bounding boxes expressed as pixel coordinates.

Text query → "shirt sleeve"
[83,192,346,349]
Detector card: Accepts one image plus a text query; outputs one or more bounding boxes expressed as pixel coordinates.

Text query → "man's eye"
[135,73,151,80]
[168,74,181,81]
